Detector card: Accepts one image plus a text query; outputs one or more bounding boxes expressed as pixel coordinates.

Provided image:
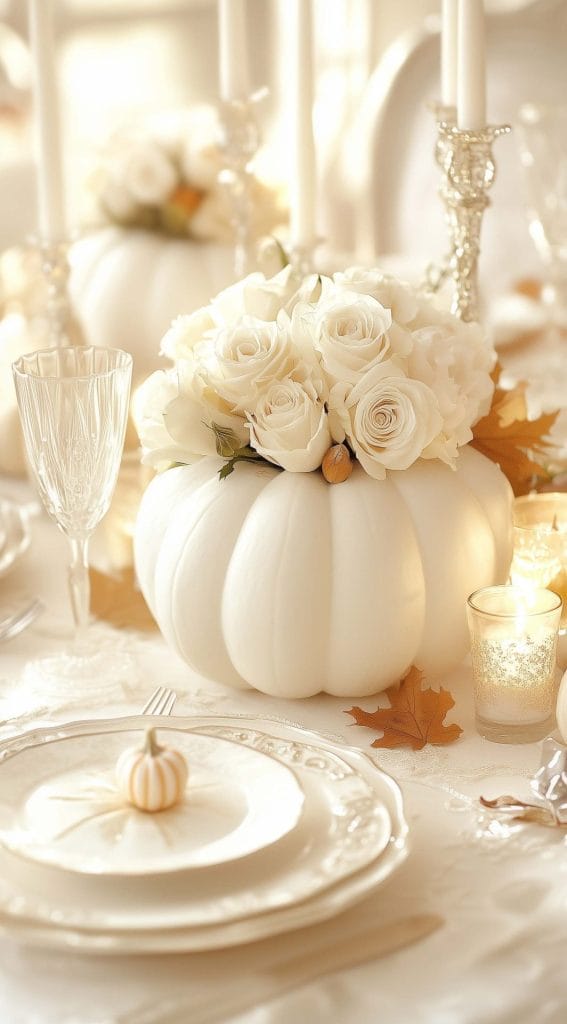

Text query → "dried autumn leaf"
[471,363,559,495]
[345,666,463,751]
[480,795,566,829]
[89,567,157,632]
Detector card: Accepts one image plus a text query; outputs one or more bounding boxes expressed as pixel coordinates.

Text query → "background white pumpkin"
[69,227,235,382]
[134,446,514,699]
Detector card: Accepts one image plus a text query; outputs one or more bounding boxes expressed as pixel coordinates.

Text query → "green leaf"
[217,447,274,481]
[210,422,242,458]
[219,460,236,480]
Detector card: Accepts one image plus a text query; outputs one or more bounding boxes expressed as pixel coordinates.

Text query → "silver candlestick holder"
[218,95,263,280]
[435,118,510,322]
[35,238,82,348]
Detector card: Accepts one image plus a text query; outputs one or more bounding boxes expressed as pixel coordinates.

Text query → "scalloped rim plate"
[0,715,408,952]
[0,727,305,876]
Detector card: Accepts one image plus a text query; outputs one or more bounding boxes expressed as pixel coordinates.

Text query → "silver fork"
[0,599,45,643]
[141,685,177,717]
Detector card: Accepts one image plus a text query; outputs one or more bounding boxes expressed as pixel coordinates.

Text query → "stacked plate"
[0,498,31,576]
[0,714,409,953]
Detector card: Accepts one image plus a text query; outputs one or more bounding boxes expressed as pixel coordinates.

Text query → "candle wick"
[552,514,559,532]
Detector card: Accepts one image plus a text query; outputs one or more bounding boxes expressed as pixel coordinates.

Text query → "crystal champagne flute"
[12,346,133,697]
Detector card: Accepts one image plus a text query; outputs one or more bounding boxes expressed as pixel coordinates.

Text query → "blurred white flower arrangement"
[91,106,286,243]
[134,264,496,482]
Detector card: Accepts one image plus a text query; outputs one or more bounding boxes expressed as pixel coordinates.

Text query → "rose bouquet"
[134,264,496,482]
[90,106,285,242]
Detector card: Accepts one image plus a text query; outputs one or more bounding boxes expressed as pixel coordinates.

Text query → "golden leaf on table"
[89,567,157,631]
[480,795,566,829]
[471,363,559,495]
[345,666,463,751]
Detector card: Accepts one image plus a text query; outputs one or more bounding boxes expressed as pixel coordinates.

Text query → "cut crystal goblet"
[12,346,133,698]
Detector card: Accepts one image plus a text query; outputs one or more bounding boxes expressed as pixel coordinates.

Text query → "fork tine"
[141,686,165,716]
[141,686,176,717]
[162,689,177,716]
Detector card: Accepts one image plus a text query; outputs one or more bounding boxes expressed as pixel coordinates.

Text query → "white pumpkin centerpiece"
[69,107,286,381]
[133,264,514,698]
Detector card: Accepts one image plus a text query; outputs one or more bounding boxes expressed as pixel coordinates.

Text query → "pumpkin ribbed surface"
[116,735,188,812]
[134,446,513,698]
[69,228,234,382]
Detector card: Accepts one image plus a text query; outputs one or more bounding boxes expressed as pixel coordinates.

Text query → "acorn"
[322,444,353,484]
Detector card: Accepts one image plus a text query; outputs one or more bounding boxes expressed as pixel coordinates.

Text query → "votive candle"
[467,585,562,744]
[511,493,567,631]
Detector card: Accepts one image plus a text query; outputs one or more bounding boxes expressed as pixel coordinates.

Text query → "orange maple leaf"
[345,666,463,751]
[471,363,559,496]
[89,567,157,632]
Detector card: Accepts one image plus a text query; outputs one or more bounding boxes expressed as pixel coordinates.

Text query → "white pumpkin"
[116,728,188,812]
[134,446,514,699]
[68,227,235,382]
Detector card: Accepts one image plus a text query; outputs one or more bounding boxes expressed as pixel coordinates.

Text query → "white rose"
[407,293,455,331]
[210,272,271,321]
[248,378,331,472]
[198,316,299,412]
[329,363,443,479]
[294,288,412,387]
[207,266,326,324]
[133,367,248,469]
[243,266,324,322]
[121,143,178,206]
[132,370,196,469]
[161,307,218,361]
[408,320,495,450]
[99,177,139,222]
[333,267,418,325]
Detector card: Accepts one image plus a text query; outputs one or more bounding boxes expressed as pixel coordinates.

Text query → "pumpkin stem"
[144,728,162,757]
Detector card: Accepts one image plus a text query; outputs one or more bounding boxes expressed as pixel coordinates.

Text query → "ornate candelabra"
[434,116,510,322]
[217,95,262,280]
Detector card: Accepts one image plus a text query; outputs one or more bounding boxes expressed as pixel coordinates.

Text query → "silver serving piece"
[531,736,567,825]
[434,115,510,322]
[217,92,264,279]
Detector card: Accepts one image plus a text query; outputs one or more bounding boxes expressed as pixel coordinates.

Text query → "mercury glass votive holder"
[467,585,562,744]
[510,493,567,632]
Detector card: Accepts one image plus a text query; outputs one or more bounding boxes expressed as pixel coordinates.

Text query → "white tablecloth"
[1,485,567,1024]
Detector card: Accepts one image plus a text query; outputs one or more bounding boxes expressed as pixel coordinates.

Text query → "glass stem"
[68,536,90,649]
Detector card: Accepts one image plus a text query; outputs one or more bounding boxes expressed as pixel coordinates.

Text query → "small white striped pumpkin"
[116,729,188,812]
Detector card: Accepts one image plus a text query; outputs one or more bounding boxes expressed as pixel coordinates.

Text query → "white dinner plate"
[0,716,407,952]
[0,499,31,576]
[0,727,305,876]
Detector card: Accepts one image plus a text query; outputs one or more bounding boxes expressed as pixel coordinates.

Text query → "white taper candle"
[28,0,66,242]
[218,0,250,102]
[289,0,317,251]
[457,0,486,130]
[441,0,458,107]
